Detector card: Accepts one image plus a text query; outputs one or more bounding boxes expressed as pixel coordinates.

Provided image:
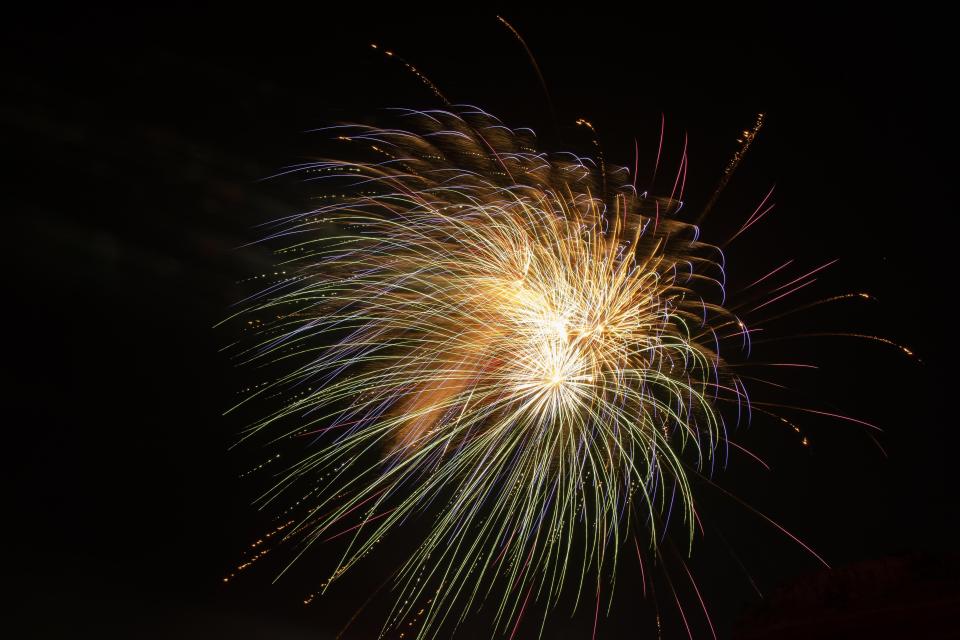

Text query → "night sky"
[5,9,958,639]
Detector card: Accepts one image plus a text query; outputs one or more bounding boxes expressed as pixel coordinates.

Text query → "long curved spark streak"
[224,108,839,638]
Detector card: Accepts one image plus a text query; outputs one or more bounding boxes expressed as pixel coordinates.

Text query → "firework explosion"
[223,107,874,638]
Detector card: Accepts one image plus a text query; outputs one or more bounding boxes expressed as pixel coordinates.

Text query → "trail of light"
[681,559,717,640]
[742,259,793,291]
[727,184,776,243]
[508,584,534,640]
[703,478,830,568]
[651,112,665,189]
[771,259,839,293]
[748,278,817,313]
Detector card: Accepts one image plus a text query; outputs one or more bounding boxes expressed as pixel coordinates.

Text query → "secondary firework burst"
[224,108,766,638]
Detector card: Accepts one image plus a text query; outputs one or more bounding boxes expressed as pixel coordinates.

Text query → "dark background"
[4,8,957,639]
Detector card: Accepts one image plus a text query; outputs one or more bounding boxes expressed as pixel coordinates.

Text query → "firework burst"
[224,107,855,638]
